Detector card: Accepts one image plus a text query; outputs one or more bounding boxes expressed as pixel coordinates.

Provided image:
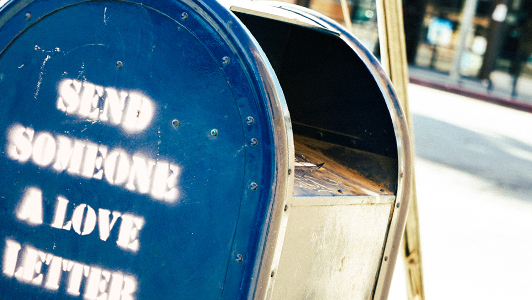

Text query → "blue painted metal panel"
[0,1,280,299]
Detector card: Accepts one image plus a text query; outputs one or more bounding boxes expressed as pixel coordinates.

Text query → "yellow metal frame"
[374,0,425,299]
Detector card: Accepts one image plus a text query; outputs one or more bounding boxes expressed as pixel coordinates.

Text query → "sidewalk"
[409,66,532,113]
[388,83,532,299]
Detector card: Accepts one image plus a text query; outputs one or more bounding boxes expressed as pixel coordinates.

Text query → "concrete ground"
[388,84,532,299]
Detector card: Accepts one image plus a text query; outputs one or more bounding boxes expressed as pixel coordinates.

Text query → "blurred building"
[407,0,532,89]
[274,0,532,98]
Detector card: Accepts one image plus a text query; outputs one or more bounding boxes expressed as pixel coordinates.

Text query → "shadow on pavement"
[412,113,532,194]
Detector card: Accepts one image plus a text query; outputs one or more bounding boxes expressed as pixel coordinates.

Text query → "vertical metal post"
[449,0,479,83]
[375,0,425,299]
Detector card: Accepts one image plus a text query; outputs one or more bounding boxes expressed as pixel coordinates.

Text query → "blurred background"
[271,0,532,104]
[264,0,532,298]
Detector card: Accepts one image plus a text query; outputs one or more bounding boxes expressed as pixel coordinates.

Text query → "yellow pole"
[375,0,425,299]
[339,0,353,32]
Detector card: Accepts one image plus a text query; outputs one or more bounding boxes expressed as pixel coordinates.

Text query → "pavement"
[409,66,532,113]
[387,83,532,299]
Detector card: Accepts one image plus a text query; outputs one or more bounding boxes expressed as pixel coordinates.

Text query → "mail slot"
[0,0,411,299]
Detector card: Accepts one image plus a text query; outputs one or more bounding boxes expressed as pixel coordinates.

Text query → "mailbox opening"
[234,9,398,197]
[231,3,411,299]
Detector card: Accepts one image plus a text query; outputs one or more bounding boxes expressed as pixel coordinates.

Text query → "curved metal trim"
[213,1,296,298]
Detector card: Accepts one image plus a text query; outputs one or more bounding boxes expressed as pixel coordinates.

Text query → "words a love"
[17,187,144,253]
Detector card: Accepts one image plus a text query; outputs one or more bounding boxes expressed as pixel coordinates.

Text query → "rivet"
[380,189,385,192]
[171,119,180,129]
[270,271,275,277]
[116,61,123,69]
[181,12,188,20]
[250,138,258,147]
[246,116,254,125]
[400,172,404,178]
[288,168,292,175]
[284,205,288,211]
[236,254,243,262]
[249,182,258,191]
[338,189,343,194]
[222,56,230,66]
[396,203,400,208]
[210,129,218,137]
[25,12,31,21]
[384,256,388,262]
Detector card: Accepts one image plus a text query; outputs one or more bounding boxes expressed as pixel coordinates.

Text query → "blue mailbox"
[0,0,412,299]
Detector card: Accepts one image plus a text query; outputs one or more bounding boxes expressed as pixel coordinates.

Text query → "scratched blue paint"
[0,1,277,299]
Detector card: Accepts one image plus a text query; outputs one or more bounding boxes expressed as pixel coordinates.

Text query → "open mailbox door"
[0,0,411,299]
[228,2,413,299]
